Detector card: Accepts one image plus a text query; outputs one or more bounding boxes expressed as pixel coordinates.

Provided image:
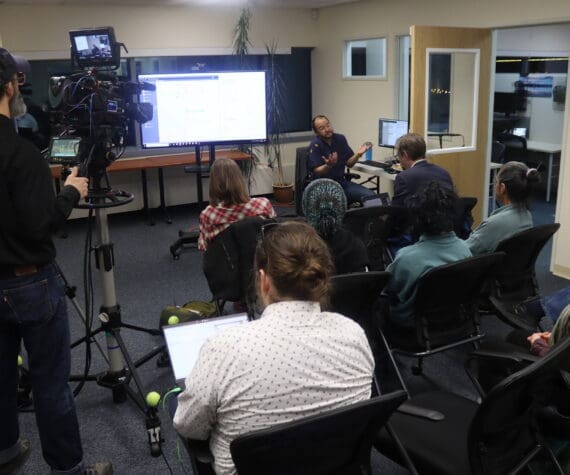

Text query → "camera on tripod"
[47,27,154,183]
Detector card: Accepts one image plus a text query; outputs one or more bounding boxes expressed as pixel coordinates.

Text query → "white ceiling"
[0,0,361,8]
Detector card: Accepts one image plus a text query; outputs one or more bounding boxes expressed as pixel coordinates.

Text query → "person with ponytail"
[302,178,368,274]
[466,161,539,255]
[174,221,374,475]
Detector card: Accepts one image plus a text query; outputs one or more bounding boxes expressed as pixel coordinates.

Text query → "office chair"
[375,337,570,475]
[497,132,529,163]
[343,205,410,271]
[202,216,273,316]
[491,140,506,164]
[454,196,477,240]
[229,390,408,475]
[488,223,561,331]
[382,252,505,375]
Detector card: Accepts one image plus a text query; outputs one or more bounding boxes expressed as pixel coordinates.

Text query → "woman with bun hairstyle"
[466,161,539,255]
[197,158,276,251]
[174,221,374,475]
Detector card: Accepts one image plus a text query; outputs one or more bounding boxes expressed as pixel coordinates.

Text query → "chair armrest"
[397,401,445,421]
[469,349,538,364]
[184,438,214,464]
[345,172,361,181]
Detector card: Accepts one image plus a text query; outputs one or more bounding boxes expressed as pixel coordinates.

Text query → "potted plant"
[264,40,294,204]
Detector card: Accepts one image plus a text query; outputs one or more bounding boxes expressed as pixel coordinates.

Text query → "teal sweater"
[465,204,533,255]
[386,232,472,328]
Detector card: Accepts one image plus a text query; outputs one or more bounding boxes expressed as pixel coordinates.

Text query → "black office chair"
[497,132,529,164]
[488,223,561,331]
[230,390,408,475]
[383,252,505,375]
[343,205,410,271]
[202,216,273,316]
[375,337,570,475]
[454,196,477,240]
[491,140,506,164]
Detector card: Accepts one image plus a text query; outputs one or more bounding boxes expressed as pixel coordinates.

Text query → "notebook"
[163,313,249,384]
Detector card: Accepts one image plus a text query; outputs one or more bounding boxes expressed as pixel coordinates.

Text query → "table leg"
[546,152,553,202]
[158,168,172,224]
[141,169,154,226]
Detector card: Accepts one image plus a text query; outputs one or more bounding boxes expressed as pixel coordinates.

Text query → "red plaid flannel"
[198,197,276,250]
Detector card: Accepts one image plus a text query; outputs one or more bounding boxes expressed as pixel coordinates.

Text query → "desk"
[525,141,561,202]
[352,161,397,198]
[427,133,465,149]
[51,149,250,222]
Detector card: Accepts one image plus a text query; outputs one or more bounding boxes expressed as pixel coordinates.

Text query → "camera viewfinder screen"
[73,33,113,61]
[138,71,267,148]
[49,137,82,161]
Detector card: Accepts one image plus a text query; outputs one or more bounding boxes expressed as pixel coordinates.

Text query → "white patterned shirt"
[173,300,374,475]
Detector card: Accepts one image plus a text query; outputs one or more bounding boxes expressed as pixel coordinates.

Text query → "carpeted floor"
[14,192,567,475]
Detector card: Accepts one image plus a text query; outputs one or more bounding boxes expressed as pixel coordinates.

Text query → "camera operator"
[0,48,112,475]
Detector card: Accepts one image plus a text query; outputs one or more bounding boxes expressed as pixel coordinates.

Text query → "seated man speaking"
[173,221,373,475]
[308,115,376,204]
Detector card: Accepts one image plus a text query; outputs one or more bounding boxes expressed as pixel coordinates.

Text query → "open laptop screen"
[163,313,249,382]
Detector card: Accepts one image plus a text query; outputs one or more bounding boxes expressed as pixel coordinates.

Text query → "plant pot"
[273,183,294,204]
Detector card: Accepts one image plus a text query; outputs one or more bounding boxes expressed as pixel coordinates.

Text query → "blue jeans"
[543,287,570,323]
[340,180,376,204]
[0,263,84,474]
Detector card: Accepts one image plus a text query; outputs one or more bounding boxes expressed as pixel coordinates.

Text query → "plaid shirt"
[198,197,276,250]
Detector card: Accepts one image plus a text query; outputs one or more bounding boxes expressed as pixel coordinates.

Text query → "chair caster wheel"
[150,442,162,457]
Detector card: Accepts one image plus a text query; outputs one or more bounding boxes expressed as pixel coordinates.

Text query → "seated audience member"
[173,221,374,475]
[308,114,376,204]
[391,133,454,207]
[198,158,276,250]
[302,178,368,274]
[385,181,472,329]
[466,161,538,255]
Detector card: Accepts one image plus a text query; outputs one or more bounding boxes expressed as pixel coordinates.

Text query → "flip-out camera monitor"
[70,27,119,69]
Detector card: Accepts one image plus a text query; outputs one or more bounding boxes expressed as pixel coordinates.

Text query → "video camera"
[48,27,153,183]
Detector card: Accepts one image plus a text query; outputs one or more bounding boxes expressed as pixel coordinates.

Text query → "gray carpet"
[15,194,567,475]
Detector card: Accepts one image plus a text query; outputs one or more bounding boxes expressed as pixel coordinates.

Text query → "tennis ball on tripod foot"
[146,391,161,408]
[17,355,23,367]
[168,315,180,325]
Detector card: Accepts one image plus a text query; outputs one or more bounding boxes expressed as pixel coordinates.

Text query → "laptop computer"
[163,313,249,385]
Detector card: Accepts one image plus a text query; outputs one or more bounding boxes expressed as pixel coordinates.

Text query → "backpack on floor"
[159,300,217,328]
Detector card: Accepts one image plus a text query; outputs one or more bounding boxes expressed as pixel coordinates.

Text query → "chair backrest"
[491,141,506,164]
[230,390,408,475]
[468,337,570,474]
[454,196,477,240]
[295,146,311,216]
[497,133,528,162]
[202,216,271,307]
[414,252,505,348]
[343,205,410,270]
[330,271,390,330]
[492,223,560,299]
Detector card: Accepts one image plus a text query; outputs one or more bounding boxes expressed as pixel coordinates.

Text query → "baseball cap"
[0,47,30,85]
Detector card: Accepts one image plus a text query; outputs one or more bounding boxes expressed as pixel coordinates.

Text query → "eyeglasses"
[16,72,26,86]
[260,221,279,240]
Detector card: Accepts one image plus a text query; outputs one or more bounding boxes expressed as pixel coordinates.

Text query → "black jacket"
[0,114,79,266]
[391,160,454,207]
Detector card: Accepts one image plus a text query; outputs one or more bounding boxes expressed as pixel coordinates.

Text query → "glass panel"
[426,49,479,152]
[344,38,386,78]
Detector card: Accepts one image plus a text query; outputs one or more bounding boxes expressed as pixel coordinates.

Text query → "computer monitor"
[378,118,408,148]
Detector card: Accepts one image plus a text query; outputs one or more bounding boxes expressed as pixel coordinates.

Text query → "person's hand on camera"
[322,152,338,167]
[64,166,89,199]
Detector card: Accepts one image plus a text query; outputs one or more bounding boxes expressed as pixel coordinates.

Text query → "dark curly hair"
[409,181,458,235]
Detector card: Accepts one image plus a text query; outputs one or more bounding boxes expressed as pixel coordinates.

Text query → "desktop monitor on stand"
[378,118,408,149]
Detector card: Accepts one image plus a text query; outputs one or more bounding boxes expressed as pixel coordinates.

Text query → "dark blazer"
[391,160,454,207]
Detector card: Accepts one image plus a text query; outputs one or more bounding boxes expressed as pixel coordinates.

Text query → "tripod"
[66,180,166,456]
